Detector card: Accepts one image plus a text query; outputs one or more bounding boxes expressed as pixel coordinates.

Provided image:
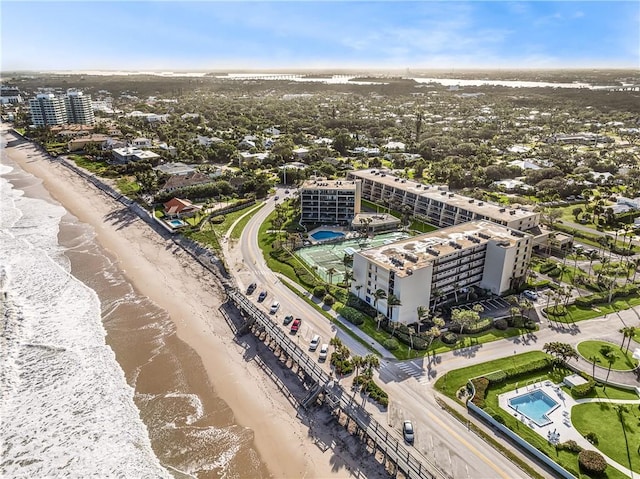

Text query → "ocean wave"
[0,165,170,478]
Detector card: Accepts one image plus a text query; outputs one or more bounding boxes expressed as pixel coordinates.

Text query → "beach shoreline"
[1,124,384,478]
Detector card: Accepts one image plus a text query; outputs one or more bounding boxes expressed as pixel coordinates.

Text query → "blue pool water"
[508,390,559,426]
[311,230,345,241]
[169,219,186,227]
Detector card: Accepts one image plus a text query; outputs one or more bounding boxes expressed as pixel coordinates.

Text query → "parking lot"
[452,296,512,317]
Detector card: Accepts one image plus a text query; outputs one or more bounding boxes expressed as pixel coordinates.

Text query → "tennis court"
[297,231,410,284]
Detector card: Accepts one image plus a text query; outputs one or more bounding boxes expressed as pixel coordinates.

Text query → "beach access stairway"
[227,288,449,479]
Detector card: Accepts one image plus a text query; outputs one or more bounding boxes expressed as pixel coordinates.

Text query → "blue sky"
[2,1,638,71]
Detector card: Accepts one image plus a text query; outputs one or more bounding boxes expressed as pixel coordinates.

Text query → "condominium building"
[347,169,540,232]
[64,90,95,125]
[28,93,68,126]
[300,178,362,225]
[350,220,533,324]
[28,90,95,126]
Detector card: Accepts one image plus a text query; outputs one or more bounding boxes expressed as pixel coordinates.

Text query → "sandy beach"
[1,124,385,478]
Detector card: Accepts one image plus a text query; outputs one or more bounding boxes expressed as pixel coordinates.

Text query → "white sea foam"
[0,167,170,478]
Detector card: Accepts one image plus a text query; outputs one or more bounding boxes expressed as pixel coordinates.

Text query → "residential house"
[67,134,112,152]
[153,162,197,176]
[293,147,309,159]
[132,137,152,148]
[163,198,201,217]
[384,141,406,151]
[112,147,160,163]
[264,126,281,137]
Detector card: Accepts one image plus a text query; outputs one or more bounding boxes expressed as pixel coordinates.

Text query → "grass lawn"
[577,340,638,371]
[229,202,264,240]
[573,402,640,475]
[434,351,550,399]
[436,354,631,479]
[116,177,140,196]
[68,154,116,177]
[186,203,264,252]
[547,295,640,323]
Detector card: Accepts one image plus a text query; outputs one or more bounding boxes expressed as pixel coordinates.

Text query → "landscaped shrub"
[584,432,599,445]
[346,293,378,317]
[383,338,399,350]
[313,285,326,298]
[463,319,492,334]
[337,306,366,326]
[491,413,505,424]
[330,354,353,375]
[323,294,335,306]
[503,358,552,379]
[524,320,537,330]
[441,332,458,345]
[539,261,557,274]
[557,440,583,453]
[493,318,509,330]
[571,380,596,398]
[470,377,489,408]
[485,370,507,385]
[578,450,607,475]
[547,267,561,277]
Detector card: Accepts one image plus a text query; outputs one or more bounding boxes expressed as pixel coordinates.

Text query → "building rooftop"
[350,169,537,223]
[301,178,359,191]
[359,220,529,277]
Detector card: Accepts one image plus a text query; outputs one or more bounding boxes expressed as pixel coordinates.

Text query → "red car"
[290,318,301,334]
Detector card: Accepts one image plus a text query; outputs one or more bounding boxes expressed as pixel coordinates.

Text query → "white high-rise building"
[28,93,67,126]
[350,220,533,324]
[28,90,95,126]
[64,90,95,125]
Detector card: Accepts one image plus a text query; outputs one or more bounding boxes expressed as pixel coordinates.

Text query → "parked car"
[283,315,294,325]
[257,291,267,302]
[523,290,538,300]
[309,334,321,351]
[269,300,280,314]
[246,282,257,294]
[318,344,329,361]
[290,318,301,334]
[402,420,414,445]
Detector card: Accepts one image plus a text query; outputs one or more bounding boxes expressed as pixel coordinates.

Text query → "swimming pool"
[169,219,187,228]
[508,390,559,427]
[311,230,345,241]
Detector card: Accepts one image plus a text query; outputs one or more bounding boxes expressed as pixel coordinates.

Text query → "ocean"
[0,137,268,478]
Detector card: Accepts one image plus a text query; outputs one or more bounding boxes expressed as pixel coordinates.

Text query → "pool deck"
[498,380,639,477]
[499,380,581,445]
[307,225,356,244]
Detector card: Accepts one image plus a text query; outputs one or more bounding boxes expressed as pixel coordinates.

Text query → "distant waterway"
[42,70,622,89]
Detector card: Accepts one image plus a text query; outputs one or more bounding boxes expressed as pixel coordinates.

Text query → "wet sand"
[2,125,385,478]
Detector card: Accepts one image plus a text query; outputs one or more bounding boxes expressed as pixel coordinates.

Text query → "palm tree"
[620,326,636,353]
[363,354,380,378]
[386,294,402,321]
[416,305,429,334]
[373,288,387,315]
[326,267,337,285]
[375,313,385,331]
[352,355,365,378]
[426,325,442,351]
[604,351,618,386]
[589,355,601,379]
[354,283,362,299]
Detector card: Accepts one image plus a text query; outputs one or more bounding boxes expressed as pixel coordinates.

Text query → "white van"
[309,334,321,351]
[269,300,280,314]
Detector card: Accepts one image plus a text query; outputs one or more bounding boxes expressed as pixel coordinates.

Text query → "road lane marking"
[425,409,514,479]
